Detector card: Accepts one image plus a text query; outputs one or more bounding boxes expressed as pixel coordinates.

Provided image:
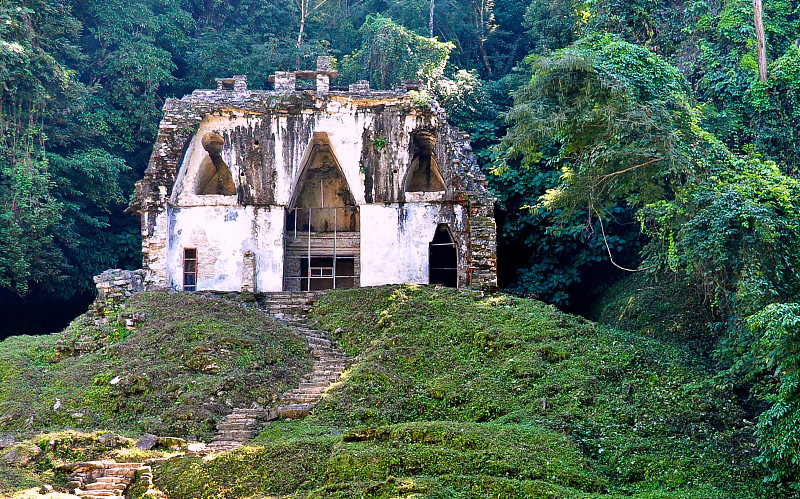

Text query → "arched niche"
[195,132,236,196]
[405,130,445,192]
[284,134,360,291]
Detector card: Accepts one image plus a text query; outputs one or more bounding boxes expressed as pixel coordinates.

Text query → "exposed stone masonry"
[93,269,145,309]
[66,460,152,499]
[129,55,498,292]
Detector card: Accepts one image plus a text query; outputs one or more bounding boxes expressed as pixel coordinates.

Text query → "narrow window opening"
[183,248,198,291]
[429,225,457,287]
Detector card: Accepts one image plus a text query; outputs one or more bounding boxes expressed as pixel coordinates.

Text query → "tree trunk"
[297,0,307,48]
[754,0,767,81]
[429,0,435,37]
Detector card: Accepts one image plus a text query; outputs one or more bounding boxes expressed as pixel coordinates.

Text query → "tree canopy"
[5,0,800,487]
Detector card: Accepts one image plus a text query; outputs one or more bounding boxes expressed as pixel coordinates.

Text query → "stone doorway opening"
[284,135,360,291]
[429,224,457,287]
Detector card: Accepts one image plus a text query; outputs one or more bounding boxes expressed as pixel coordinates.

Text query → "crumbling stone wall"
[129,58,498,291]
[94,269,146,307]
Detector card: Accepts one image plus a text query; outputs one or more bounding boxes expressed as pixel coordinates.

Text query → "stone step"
[299,382,333,390]
[95,477,125,485]
[306,370,345,378]
[213,431,254,439]
[208,440,243,449]
[217,422,257,431]
[229,409,275,418]
[104,469,135,477]
[104,461,141,467]
[85,483,126,491]
[283,396,322,404]
[276,405,313,419]
[291,389,327,397]
[310,363,346,370]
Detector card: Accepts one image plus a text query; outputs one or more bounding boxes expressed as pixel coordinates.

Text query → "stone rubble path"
[276,318,351,419]
[70,461,152,499]
[206,308,351,451]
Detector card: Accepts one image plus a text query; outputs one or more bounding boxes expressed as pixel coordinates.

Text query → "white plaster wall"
[253,207,286,292]
[161,99,458,292]
[171,103,438,210]
[166,205,284,292]
[360,204,464,287]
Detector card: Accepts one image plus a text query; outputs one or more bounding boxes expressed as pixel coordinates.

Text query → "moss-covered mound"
[153,285,767,498]
[0,291,310,439]
[590,273,717,355]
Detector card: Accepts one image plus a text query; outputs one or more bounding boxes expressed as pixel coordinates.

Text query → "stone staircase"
[206,316,350,451]
[68,461,152,498]
[258,291,322,317]
[276,318,350,419]
[207,407,276,452]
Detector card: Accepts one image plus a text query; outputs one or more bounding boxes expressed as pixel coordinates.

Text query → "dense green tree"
[339,14,454,89]
[748,44,800,174]
[0,2,132,298]
[504,35,693,220]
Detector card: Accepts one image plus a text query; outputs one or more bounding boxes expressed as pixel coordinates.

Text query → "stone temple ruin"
[128,57,497,293]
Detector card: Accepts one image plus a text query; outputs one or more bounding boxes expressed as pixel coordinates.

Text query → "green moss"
[0,291,311,440]
[304,285,765,497]
[0,286,773,498]
[155,437,336,497]
[590,273,716,355]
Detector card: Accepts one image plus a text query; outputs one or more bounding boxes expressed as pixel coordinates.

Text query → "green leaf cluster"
[339,14,454,90]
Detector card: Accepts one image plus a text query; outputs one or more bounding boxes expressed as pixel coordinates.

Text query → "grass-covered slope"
[154,285,767,498]
[0,291,310,439]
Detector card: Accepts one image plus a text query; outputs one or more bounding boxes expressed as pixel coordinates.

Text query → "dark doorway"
[430,224,457,287]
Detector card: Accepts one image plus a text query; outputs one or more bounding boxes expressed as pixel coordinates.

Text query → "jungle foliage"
[4,0,800,488]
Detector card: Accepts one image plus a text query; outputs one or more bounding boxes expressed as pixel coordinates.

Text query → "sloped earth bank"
[0,291,310,439]
[153,286,768,498]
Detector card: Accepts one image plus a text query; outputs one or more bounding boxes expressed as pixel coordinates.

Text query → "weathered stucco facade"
[129,58,497,293]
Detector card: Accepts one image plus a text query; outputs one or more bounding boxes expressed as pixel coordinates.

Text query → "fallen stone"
[0,435,18,448]
[186,442,207,453]
[1,443,42,465]
[155,436,186,450]
[98,433,134,448]
[135,434,158,450]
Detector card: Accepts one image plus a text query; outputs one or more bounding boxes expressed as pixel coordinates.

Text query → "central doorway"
[284,135,360,291]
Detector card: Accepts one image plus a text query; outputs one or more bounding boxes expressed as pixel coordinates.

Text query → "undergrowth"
[148,285,769,498]
[0,291,310,440]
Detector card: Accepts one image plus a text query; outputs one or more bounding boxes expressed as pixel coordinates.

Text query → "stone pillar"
[468,205,498,290]
[349,80,370,93]
[242,251,256,293]
[233,75,248,91]
[274,72,296,92]
[316,74,330,93]
[316,56,332,72]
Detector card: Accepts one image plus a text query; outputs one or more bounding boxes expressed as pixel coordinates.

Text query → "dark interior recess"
[429,224,457,287]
